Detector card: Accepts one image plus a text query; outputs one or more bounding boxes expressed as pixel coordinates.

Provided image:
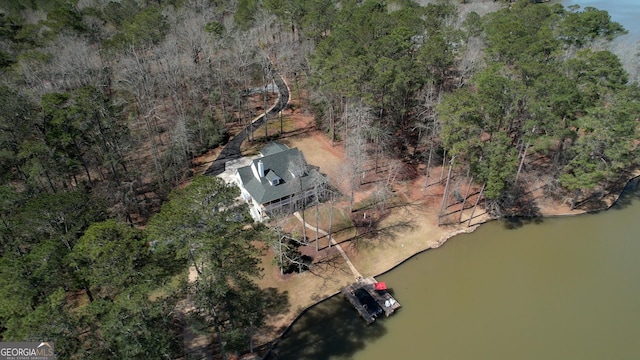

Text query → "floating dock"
[341,277,401,324]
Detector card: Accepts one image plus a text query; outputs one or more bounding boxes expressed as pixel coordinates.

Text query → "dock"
[341,277,401,324]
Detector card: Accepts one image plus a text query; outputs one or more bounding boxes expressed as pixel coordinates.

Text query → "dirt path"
[293,211,362,280]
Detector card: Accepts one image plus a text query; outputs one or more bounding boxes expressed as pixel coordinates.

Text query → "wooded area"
[1,0,638,358]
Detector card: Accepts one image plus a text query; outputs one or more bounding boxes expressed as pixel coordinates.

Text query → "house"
[235,142,325,221]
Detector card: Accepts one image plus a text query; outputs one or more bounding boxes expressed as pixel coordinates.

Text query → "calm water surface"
[273,2,640,359]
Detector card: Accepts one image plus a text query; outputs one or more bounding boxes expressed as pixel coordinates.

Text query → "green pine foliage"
[436,1,638,207]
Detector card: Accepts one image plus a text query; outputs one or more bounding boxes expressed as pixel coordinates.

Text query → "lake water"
[271,2,640,359]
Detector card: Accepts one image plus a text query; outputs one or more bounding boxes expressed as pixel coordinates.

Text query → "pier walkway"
[292,212,400,324]
[293,212,362,279]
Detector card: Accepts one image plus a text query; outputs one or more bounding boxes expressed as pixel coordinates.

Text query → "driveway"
[204,64,289,177]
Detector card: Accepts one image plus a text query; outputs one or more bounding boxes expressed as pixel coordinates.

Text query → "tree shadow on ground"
[262,287,291,318]
[299,250,353,291]
[347,200,419,250]
[265,295,388,360]
[246,288,292,358]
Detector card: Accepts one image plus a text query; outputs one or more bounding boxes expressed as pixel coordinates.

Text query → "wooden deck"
[341,277,401,324]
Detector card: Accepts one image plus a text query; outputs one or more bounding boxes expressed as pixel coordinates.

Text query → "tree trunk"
[218,60,228,123]
[300,194,307,244]
[423,145,433,192]
[570,189,580,210]
[515,142,529,183]
[263,68,268,140]
[189,248,203,276]
[458,175,473,224]
[278,236,284,275]
[350,173,355,213]
[79,154,93,186]
[440,149,447,181]
[328,193,334,248]
[45,170,57,194]
[329,101,335,146]
[211,307,227,360]
[315,198,319,252]
[468,183,485,227]
[437,158,454,226]
[82,281,94,303]
[142,107,164,185]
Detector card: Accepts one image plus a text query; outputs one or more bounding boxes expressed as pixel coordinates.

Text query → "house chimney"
[257,160,265,178]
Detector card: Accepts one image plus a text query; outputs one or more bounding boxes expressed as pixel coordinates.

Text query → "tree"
[72,86,130,183]
[437,87,482,164]
[146,176,239,274]
[45,1,85,33]
[85,284,182,359]
[145,174,281,356]
[475,132,518,203]
[0,86,35,181]
[482,1,558,66]
[40,91,95,186]
[192,213,266,356]
[559,85,640,207]
[69,219,147,300]
[342,101,372,212]
[235,0,259,30]
[102,0,141,28]
[559,5,627,47]
[108,5,169,49]
[3,288,83,358]
[567,49,628,102]
[16,191,106,301]
[146,176,270,357]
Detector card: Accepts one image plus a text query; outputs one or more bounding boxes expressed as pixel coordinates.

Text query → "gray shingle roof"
[260,142,290,157]
[237,146,321,204]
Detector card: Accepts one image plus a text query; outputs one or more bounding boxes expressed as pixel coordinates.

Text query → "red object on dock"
[374,282,387,291]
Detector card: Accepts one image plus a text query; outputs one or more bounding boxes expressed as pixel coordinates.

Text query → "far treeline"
[0,0,638,358]
[304,0,638,214]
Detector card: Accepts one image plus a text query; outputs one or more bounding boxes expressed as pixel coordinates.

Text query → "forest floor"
[190,81,636,358]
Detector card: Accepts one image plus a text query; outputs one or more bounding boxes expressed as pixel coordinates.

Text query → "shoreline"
[261,171,640,357]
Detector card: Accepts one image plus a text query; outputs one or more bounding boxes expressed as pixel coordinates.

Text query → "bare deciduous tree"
[343,101,373,212]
